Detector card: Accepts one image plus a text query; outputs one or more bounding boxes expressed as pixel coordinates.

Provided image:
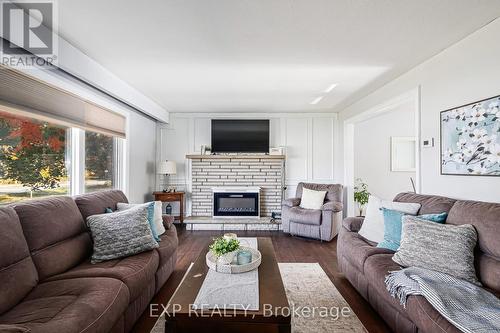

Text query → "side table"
[153,191,184,223]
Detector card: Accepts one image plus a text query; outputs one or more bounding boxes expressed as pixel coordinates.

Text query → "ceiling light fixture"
[310,96,323,105]
[324,83,338,93]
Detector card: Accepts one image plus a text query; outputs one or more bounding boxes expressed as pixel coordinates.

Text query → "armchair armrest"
[321,201,343,213]
[342,216,365,232]
[282,198,301,207]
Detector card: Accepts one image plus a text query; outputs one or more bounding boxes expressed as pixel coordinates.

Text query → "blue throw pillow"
[377,209,449,251]
[377,208,405,251]
[146,202,161,242]
[105,207,114,213]
[418,212,447,223]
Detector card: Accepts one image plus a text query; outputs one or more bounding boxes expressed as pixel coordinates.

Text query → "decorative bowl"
[206,246,261,274]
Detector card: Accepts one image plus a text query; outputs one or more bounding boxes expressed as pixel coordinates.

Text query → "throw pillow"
[418,212,447,223]
[117,201,166,236]
[393,215,480,285]
[377,208,405,251]
[299,188,327,210]
[105,207,114,213]
[377,210,449,251]
[87,204,159,264]
[358,195,421,243]
[117,202,159,241]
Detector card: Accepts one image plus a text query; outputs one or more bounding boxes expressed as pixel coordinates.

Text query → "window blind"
[0,65,126,138]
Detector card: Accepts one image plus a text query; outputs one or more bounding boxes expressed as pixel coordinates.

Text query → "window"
[0,66,127,204]
[85,132,115,193]
[0,111,69,204]
[0,111,125,204]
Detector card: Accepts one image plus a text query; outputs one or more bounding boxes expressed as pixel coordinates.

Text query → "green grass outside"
[0,187,69,204]
[0,183,112,205]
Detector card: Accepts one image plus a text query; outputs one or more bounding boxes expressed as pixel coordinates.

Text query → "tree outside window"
[85,132,115,193]
[0,112,68,204]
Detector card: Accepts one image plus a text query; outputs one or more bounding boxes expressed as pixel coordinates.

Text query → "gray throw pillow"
[87,204,159,264]
[393,216,480,285]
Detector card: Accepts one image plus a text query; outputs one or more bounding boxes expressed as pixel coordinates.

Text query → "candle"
[223,233,237,240]
[237,250,252,265]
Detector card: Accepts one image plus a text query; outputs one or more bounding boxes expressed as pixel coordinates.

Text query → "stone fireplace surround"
[186,154,285,217]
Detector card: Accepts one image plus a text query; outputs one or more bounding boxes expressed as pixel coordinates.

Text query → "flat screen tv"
[211,119,269,153]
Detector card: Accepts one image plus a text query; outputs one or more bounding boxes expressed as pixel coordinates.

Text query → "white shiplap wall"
[157,112,339,216]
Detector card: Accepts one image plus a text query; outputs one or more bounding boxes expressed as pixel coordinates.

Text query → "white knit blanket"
[385,267,500,333]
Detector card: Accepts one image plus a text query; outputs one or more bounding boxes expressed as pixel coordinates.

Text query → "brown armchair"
[281,182,343,241]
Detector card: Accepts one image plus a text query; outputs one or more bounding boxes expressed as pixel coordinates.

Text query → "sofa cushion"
[339,231,394,273]
[0,324,31,332]
[0,277,129,333]
[394,192,457,215]
[288,206,322,225]
[12,196,92,280]
[156,225,178,268]
[405,295,462,333]
[0,207,38,315]
[363,254,410,316]
[74,190,128,220]
[47,250,159,300]
[446,200,500,292]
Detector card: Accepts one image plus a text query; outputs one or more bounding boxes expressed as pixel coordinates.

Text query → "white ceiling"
[55,0,500,113]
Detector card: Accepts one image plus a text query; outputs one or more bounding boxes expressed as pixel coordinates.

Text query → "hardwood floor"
[132,227,392,333]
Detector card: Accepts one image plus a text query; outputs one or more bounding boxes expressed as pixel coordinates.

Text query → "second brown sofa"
[337,192,500,333]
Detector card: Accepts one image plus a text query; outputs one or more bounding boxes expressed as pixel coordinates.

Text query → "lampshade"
[157,160,176,174]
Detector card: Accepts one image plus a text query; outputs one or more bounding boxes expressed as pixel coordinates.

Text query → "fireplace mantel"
[186,154,285,159]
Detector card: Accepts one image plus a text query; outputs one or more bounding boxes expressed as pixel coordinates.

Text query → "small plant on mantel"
[354,178,370,217]
[209,237,240,264]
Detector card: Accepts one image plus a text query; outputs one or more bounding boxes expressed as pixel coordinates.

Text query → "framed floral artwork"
[441,95,500,176]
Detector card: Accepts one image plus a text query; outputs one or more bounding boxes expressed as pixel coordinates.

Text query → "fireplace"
[212,187,260,218]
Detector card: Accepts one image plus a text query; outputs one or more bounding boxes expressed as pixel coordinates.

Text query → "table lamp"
[158,160,177,192]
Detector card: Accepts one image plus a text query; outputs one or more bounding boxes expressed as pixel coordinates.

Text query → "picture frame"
[440,95,500,176]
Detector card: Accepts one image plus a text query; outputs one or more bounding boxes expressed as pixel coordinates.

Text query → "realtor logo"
[1,0,58,67]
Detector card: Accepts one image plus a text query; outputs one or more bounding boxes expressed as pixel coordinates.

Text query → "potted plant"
[354,178,370,217]
[209,237,241,264]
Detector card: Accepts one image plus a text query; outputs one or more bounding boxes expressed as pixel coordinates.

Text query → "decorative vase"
[217,250,238,265]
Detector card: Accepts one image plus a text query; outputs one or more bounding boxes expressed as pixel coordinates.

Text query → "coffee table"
[164,237,291,333]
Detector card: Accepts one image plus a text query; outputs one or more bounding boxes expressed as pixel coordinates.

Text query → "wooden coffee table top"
[165,237,290,325]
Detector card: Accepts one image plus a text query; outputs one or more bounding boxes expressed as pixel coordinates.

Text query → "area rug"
[151,263,367,333]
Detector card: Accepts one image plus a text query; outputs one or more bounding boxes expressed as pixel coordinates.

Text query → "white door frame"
[343,87,421,217]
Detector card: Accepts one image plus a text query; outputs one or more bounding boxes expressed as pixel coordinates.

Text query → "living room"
[0,1,499,333]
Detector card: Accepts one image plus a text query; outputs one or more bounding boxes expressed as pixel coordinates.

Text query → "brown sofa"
[337,192,500,333]
[0,190,178,333]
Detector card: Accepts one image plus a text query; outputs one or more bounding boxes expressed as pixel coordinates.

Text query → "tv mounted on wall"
[211,119,270,153]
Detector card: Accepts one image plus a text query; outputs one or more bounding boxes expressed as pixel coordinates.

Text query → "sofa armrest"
[282,198,300,207]
[342,216,364,232]
[162,215,175,230]
[321,201,343,213]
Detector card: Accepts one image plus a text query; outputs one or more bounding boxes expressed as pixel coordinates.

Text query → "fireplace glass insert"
[213,192,259,217]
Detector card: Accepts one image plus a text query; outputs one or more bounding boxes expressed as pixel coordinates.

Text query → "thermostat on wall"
[422,138,434,148]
